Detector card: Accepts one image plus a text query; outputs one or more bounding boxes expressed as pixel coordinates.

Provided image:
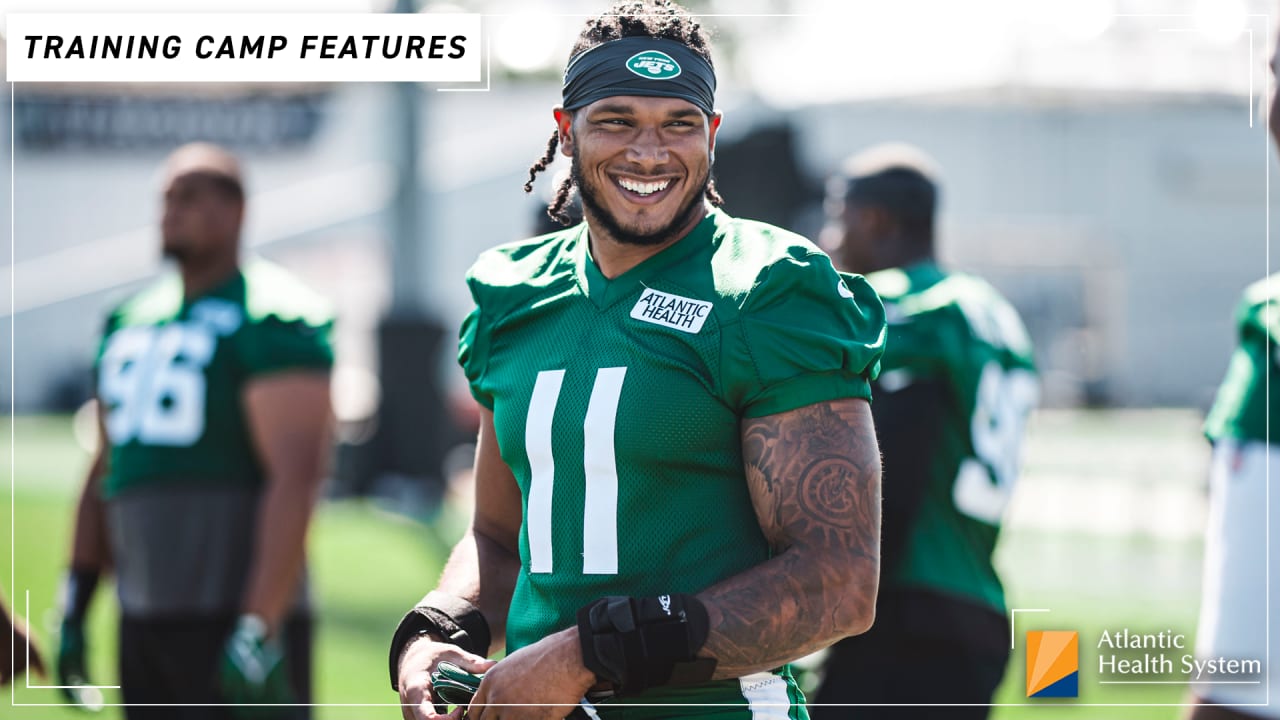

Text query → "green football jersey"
[96,259,334,499]
[867,262,1036,613]
[459,209,885,714]
[1205,274,1280,444]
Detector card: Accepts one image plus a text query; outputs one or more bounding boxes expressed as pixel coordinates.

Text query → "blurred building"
[0,0,1272,415]
[798,87,1269,408]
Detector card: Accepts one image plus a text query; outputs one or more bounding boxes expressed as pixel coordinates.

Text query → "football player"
[811,144,1037,719]
[1189,271,1279,720]
[58,143,334,719]
[389,2,886,718]
[1185,34,1280,720]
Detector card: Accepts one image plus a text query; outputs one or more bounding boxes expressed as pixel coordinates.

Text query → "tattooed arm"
[699,397,881,679]
[459,397,879,718]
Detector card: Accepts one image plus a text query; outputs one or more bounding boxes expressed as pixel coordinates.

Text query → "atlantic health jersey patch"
[630,289,712,334]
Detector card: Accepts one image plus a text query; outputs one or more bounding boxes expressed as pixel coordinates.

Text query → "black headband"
[562,36,716,115]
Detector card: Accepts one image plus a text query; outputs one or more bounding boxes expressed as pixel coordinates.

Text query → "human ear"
[707,111,723,156]
[553,108,575,157]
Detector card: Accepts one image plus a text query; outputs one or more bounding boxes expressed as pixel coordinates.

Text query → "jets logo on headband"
[562,37,715,113]
[626,50,682,79]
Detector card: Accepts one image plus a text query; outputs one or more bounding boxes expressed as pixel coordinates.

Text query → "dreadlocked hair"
[524,129,579,226]
[524,0,724,225]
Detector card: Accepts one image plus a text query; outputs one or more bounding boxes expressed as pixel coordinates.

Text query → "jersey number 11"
[525,367,627,576]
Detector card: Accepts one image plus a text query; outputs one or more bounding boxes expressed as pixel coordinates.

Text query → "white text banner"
[6,13,482,82]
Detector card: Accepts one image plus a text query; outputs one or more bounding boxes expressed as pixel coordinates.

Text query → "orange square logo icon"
[1026,630,1078,697]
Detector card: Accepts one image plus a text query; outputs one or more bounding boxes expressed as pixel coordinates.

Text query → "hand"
[398,636,496,720]
[218,615,294,719]
[57,616,103,711]
[429,662,597,720]
[468,628,596,720]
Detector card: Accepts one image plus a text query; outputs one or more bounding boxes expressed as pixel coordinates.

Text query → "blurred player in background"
[2,589,46,685]
[390,2,885,719]
[812,144,1037,719]
[58,143,334,719]
[1190,274,1280,720]
[1184,35,1280,720]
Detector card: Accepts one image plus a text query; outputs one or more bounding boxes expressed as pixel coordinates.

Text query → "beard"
[572,153,710,247]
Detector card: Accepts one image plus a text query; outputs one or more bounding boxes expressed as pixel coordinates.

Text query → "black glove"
[56,570,103,712]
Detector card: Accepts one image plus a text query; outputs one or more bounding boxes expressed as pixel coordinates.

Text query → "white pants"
[1195,440,1280,716]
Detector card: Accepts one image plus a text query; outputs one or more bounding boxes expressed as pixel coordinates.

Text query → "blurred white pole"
[388,0,427,316]
[356,0,450,505]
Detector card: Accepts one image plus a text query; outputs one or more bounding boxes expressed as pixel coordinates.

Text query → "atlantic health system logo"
[1026,631,1079,698]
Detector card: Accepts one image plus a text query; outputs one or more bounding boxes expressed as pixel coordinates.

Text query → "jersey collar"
[575,209,722,310]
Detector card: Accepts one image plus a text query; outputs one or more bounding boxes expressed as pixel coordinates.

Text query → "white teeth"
[618,178,670,195]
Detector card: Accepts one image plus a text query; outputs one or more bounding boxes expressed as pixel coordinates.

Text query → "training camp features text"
[24,34,468,61]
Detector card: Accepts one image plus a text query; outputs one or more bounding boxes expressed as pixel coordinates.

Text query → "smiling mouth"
[616,177,672,196]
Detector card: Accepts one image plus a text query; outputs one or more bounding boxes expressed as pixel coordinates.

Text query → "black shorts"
[118,613,312,720]
[809,588,1009,720]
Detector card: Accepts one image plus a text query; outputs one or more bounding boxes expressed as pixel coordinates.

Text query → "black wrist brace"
[61,568,100,624]
[577,593,717,696]
[388,591,491,692]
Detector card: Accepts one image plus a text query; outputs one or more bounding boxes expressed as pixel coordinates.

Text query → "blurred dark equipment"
[332,0,453,510]
[712,123,819,232]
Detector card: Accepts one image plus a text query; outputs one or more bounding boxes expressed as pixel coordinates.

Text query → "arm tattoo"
[702,398,881,678]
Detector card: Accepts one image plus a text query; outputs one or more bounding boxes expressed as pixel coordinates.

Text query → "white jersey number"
[525,367,627,575]
[953,362,1038,525]
[99,323,217,447]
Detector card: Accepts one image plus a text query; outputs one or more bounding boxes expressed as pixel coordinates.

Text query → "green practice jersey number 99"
[954,363,1037,525]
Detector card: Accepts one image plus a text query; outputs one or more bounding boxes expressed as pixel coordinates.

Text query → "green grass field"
[3,412,1211,719]
[3,415,450,719]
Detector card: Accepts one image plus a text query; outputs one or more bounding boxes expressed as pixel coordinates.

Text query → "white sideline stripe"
[24,590,119,689]
[583,367,625,574]
[526,369,564,574]
[740,672,791,720]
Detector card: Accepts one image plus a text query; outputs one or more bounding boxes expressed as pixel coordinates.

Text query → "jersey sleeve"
[234,262,336,377]
[1205,280,1280,442]
[726,254,887,418]
[457,301,494,410]
[236,312,334,377]
[1240,289,1280,349]
[456,234,578,412]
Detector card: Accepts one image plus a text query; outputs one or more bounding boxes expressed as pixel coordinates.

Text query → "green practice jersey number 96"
[99,323,216,447]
